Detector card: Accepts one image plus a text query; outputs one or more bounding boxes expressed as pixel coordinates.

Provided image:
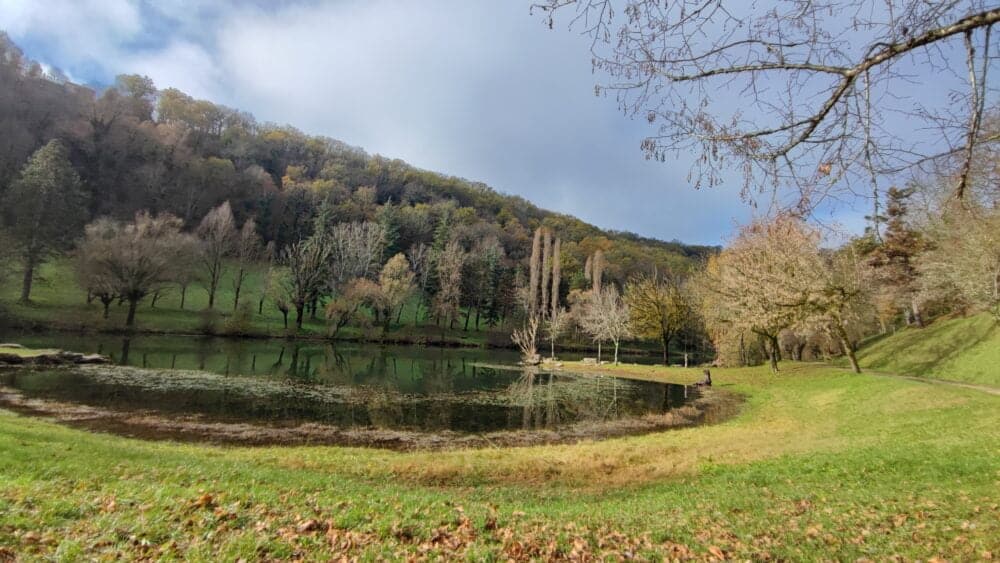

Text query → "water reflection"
[0,333,700,434]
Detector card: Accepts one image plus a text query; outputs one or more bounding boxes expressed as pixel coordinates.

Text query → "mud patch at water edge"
[0,373,742,451]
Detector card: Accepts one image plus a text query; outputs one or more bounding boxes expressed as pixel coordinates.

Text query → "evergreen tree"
[867,186,926,327]
[2,140,87,302]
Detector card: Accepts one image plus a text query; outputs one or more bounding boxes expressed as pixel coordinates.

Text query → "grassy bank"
[855,313,1000,386]
[1,360,997,559]
[0,259,679,358]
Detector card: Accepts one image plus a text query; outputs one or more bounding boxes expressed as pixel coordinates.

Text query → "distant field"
[855,313,1000,386]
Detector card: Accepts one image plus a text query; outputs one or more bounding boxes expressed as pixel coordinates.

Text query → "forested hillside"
[0,33,712,289]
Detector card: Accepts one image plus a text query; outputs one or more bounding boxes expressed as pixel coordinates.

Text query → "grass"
[0,259,503,347]
[0,346,58,358]
[1,360,998,559]
[855,313,1000,386]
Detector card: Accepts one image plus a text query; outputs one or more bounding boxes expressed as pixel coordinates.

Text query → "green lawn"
[0,259,505,347]
[1,361,997,560]
[855,313,1000,386]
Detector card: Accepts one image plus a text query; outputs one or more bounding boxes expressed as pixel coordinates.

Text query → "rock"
[581,357,597,365]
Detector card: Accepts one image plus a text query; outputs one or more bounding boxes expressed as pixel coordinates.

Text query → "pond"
[0,333,734,449]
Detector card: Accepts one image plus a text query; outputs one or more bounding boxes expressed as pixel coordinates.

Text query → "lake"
[0,333,724,448]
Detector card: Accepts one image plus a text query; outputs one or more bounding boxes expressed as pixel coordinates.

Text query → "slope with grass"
[855,313,1000,386]
[1,358,997,560]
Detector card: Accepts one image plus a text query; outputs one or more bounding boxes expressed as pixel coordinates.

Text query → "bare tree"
[77,212,193,327]
[231,217,260,311]
[196,201,237,309]
[433,240,466,329]
[537,1,1000,212]
[545,306,571,360]
[327,221,386,289]
[280,237,331,330]
[512,314,541,364]
[579,285,632,364]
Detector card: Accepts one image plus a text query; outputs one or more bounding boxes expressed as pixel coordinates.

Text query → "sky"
[0,0,968,246]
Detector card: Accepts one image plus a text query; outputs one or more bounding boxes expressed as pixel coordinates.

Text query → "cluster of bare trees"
[539,0,999,216]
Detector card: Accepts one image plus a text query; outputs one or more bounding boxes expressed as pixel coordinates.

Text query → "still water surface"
[0,333,699,434]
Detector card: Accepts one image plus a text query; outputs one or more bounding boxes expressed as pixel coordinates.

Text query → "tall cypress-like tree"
[3,140,87,303]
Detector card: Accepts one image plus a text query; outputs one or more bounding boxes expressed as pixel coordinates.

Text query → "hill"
[855,313,999,386]
[0,33,715,287]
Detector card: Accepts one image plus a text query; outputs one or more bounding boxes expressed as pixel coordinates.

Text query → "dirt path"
[862,369,1000,396]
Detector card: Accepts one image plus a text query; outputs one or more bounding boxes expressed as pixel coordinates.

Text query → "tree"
[231,217,261,311]
[625,274,690,365]
[2,140,87,302]
[196,201,237,309]
[701,215,870,372]
[539,1,1000,209]
[407,243,434,324]
[702,217,817,372]
[325,221,386,290]
[76,212,192,327]
[378,253,415,328]
[432,240,465,329]
[579,286,631,364]
[280,237,331,330]
[919,201,1000,319]
[544,307,571,360]
[867,187,927,327]
[528,227,543,316]
[325,278,381,337]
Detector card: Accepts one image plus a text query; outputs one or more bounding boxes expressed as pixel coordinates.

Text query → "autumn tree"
[280,237,331,329]
[378,253,415,328]
[196,201,237,309]
[2,140,87,302]
[919,201,1000,319]
[76,212,193,327]
[231,217,261,311]
[625,274,691,365]
[539,1,1000,210]
[702,216,871,372]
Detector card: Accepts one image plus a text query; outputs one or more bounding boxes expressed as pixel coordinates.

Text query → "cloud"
[0,0,753,244]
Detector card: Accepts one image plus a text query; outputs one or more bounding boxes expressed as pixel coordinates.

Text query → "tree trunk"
[125,298,139,328]
[597,340,602,363]
[661,332,671,366]
[101,296,113,319]
[19,257,35,303]
[150,291,160,308]
[910,298,924,328]
[295,303,304,329]
[833,322,861,373]
[767,335,780,372]
[258,297,264,315]
[233,280,242,311]
[281,310,288,329]
[180,285,188,309]
[613,340,620,365]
